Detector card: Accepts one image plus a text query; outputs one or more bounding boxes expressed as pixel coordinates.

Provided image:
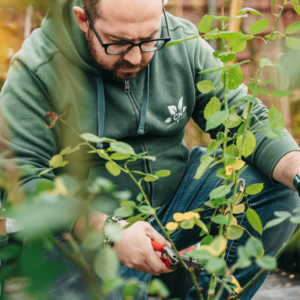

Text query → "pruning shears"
[151,240,203,271]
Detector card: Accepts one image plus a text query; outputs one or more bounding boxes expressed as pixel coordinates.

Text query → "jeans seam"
[225,212,247,263]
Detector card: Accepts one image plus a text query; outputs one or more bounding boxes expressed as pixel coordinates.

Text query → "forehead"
[97,0,163,35]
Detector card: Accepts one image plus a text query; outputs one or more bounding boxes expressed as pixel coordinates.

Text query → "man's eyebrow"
[107,30,159,41]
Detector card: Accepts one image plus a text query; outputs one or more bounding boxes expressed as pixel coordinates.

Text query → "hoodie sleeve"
[0,59,82,234]
[191,36,300,180]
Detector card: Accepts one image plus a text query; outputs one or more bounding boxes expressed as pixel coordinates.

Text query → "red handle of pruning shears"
[151,240,172,269]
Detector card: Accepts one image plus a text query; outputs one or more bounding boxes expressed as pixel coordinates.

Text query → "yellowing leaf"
[49,154,68,168]
[225,165,234,176]
[226,214,238,225]
[54,177,68,196]
[183,212,200,220]
[166,222,178,231]
[173,213,185,222]
[201,236,227,257]
[231,275,242,293]
[233,204,246,214]
[232,160,245,170]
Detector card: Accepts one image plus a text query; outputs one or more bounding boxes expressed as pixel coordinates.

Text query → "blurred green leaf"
[268,106,285,131]
[138,206,155,215]
[247,84,269,95]
[114,207,133,218]
[228,112,242,128]
[149,278,170,298]
[212,214,228,225]
[264,217,287,230]
[143,174,159,182]
[136,193,144,202]
[256,255,276,270]
[237,7,263,16]
[165,36,198,48]
[103,277,124,295]
[230,36,247,52]
[249,19,269,35]
[123,279,142,298]
[110,153,132,160]
[236,132,256,158]
[197,80,215,94]
[286,37,300,52]
[105,162,121,177]
[271,90,290,98]
[246,208,263,235]
[104,223,123,241]
[228,225,244,240]
[205,258,226,273]
[285,21,300,35]
[266,127,284,139]
[181,218,195,229]
[206,111,229,132]
[82,231,104,250]
[201,235,214,246]
[155,170,171,177]
[246,238,264,258]
[94,248,119,280]
[260,58,275,68]
[274,211,291,218]
[110,142,136,155]
[294,6,300,15]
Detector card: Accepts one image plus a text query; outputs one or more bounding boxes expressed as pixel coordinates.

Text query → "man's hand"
[114,221,174,275]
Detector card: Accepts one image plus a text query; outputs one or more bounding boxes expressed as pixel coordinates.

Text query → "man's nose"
[123,46,142,66]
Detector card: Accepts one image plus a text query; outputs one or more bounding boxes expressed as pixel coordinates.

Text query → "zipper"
[124,81,152,203]
[124,80,130,93]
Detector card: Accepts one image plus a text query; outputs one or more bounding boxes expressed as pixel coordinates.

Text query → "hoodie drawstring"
[96,76,105,149]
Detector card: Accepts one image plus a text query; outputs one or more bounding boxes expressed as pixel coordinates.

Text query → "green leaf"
[264,80,274,85]
[230,36,247,52]
[290,216,300,224]
[81,133,103,143]
[138,206,155,215]
[228,112,242,128]
[206,111,229,132]
[143,174,159,182]
[38,168,53,177]
[264,217,287,230]
[114,206,133,218]
[94,248,119,280]
[208,15,231,21]
[194,156,214,179]
[194,218,209,233]
[165,36,198,48]
[201,235,214,246]
[110,153,132,160]
[136,193,144,202]
[237,7,263,16]
[110,142,136,155]
[274,211,292,218]
[60,146,80,156]
[246,238,264,258]
[217,52,237,63]
[294,6,300,15]
[205,258,226,273]
[285,21,300,35]
[225,144,239,158]
[266,127,284,140]
[221,66,243,90]
[198,15,213,33]
[149,279,170,298]
[181,218,195,229]
[256,255,277,270]
[260,58,275,68]
[212,214,228,225]
[293,207,300,213]
[286,37,300,52]
[268,106,285,130]
[105,161,121,177]
[249,19,269,35]
[209,185,231,200]
[265,33,284,40]
[155,170,171,177]
[228,225,244,240]
[236,132,256,158]
[229,60,251,69]
[197,80,215,94]
[49,154,68,168]
[246,183,264,195]
[82,231,104,250]
[206,31,242,41]
[198,66,225,75]
[247,84,268,96]
[242,103,250,120]
[104,223,123,241]
[271,90,290,98]
[204,97,221,120]
[103,277,124,295]
[122,279,141,299]
[246,209,263,235]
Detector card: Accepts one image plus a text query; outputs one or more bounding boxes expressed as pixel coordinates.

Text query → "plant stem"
[233,229,300,299]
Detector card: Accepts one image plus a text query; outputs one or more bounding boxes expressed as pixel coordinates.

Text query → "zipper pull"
[124,80,130,93]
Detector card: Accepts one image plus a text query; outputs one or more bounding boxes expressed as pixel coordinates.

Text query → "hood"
[41,0,164,77]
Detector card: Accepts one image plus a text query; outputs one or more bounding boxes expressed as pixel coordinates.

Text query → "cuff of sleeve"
[254,130,300,183]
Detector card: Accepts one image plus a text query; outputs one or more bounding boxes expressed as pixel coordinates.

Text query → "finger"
[146,225,172,247]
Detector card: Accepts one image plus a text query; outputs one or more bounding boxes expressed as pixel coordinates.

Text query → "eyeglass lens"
[106,40,165,54]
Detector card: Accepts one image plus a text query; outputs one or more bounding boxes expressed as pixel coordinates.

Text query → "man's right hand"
[113,221,174,276]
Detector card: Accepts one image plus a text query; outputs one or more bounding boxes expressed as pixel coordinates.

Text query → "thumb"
[146,226,172,248]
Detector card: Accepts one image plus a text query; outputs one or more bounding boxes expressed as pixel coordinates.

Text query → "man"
[0,0,299,299]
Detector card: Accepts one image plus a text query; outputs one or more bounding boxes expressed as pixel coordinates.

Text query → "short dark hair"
[82,0,101,24]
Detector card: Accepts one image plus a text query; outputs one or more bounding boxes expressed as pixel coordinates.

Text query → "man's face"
[85,0,163,81]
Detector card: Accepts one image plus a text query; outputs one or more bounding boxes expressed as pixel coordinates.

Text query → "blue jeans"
[45,147,300,300]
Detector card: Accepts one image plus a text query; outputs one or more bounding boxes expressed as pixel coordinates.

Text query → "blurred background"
[0,0,300,298]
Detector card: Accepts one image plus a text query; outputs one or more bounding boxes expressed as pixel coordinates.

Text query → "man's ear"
[73,6,89,33]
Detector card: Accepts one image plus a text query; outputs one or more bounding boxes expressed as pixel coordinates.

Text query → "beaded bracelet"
[103,215,123,247]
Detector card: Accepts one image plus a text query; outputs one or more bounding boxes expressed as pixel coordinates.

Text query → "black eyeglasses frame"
[84,8,171,55]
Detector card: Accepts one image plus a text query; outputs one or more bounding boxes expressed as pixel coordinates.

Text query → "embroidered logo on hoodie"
[165,97,187,128]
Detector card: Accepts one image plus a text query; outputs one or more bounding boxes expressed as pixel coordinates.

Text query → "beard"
[86,29,151,81]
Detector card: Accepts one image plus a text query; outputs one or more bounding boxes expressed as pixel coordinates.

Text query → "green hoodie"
[0,0,299,233]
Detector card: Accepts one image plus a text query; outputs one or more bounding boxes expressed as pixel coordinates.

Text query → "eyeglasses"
[84,8,171,55]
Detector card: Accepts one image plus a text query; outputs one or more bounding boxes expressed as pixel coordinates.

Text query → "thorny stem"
[233,229,300,299]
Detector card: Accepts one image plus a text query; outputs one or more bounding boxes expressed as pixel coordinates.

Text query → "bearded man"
[0,0,300,299]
